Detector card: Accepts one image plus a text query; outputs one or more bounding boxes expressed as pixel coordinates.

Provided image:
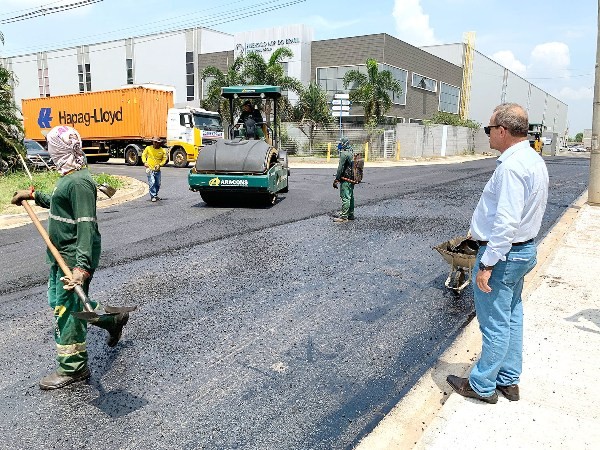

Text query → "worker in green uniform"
[332,137,356,223]
[11,125,129,390]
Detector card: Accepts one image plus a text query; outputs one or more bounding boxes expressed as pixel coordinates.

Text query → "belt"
[477,238,534,247]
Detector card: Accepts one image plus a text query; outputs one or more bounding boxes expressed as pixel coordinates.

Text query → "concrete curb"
[0,178,148,230]
[354,190,589,450]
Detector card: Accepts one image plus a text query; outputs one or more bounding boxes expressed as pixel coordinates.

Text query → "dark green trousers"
[48,265,116,374]
[339,181,355,219]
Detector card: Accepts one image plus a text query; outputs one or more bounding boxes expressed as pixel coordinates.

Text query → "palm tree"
[200,55,246,123]
[242,47,303,127]
[293,83,333,153]
[342,58,403,125]
[0,31,25,172]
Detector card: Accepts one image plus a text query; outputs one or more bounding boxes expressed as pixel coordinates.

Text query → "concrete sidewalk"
[356,191,600,449]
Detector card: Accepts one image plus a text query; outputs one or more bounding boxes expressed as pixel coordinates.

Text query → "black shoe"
[348,216,355,220]
[497,384,520,401]
[39,367,90,390]
[446,375,498,404]
[107,312,129,347]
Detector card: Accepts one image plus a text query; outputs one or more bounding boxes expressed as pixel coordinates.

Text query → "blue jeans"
[469,242,537,397]
[147,170,161,199]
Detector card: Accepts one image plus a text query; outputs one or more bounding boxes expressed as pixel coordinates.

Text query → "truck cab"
[167,107,224,168]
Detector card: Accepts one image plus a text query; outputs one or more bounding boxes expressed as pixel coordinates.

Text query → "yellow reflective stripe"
[49,214,97,224]
[56,342,87,356]
[54,305,67,318]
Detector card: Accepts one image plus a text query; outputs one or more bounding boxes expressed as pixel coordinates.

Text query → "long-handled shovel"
[20,200,137,321]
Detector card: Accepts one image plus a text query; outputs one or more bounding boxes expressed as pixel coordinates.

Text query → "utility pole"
[589,0,600,204]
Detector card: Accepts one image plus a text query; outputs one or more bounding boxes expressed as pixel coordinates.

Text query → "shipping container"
[22,87,174,163]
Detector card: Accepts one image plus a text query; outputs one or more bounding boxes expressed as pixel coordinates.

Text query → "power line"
[5,0,306,63]
[0,0,103,25]
[2,0,304,56]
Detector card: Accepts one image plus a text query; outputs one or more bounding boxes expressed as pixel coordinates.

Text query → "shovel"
[20,200,137,321]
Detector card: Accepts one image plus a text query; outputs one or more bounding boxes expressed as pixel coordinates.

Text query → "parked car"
[569,146,587,153]
[25,139,54,168]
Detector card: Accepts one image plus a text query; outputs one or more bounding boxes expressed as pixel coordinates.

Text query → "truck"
[21,86,223,167]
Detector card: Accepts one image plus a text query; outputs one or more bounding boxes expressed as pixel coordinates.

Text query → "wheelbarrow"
[433,236,479,293]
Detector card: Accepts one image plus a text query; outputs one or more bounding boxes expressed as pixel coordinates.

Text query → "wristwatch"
[479,262,494,271]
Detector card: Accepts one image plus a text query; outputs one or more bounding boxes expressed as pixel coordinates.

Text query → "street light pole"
[589,0,600,204]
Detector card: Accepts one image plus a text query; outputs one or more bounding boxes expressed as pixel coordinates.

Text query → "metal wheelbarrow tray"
[433,236,479,293]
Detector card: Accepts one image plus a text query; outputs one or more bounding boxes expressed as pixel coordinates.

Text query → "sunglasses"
[484,125,503,135]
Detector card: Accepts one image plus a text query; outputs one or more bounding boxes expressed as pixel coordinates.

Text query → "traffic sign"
[332,99,351,106]
[332,111,350,117]
[334,93,350,100]
[332,105,350,112]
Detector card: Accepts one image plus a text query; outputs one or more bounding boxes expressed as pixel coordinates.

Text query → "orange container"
[22,87,174,141]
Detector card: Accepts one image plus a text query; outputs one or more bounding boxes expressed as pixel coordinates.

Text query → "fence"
[279,122,489,160]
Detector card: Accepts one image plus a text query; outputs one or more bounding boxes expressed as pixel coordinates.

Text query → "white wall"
[528,85,546,125]
[46,48,79,96]
[133,32,186,104]
[421,43,463,66]
[469,52,504,125]
[10,55,40,105]
[89,41,127,91]
[200,29,234,54]
[505,72,530,106]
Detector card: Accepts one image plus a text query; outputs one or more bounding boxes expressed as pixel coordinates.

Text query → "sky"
[0,0,596,135]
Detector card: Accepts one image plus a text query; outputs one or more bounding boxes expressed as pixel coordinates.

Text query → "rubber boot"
[39,367,90,390]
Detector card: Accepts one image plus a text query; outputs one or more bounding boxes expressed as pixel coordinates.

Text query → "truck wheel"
[172,149,189,168]
[125,147,140,166]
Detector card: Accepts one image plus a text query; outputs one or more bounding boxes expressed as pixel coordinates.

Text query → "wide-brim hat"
[151,136,164,143]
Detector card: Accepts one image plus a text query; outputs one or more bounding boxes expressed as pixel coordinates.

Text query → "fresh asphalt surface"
[0,155,589,449]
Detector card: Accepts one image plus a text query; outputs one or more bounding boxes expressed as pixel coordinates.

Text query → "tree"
[293,82,333,153]
[575,132,583,142]
[427,111,480,129]
[342,58,403,125]
[242,47,303,126]
[200,56,246,124]
[0,30,25,172]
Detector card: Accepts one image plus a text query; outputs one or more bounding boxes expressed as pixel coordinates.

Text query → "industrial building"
[1,23,567,139]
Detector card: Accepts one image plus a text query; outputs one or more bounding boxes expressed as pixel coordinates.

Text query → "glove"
[154,165,160,171]
[61,268,89,291]
[11,187,34,205]
[332,180,339,189]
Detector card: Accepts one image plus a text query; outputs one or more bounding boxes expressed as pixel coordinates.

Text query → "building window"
[78,63,92,93]
[186,51,195,101]
[37,53,50,97]
[409,118,423,124]
[439,82,460,114]
[317,63,407,105]
[126,59,134,84]
[412,73,437,92]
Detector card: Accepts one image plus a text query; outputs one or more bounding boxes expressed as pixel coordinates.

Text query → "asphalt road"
[0,155,589,449]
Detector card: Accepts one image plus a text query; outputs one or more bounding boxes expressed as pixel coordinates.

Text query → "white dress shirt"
[470,139,549,267]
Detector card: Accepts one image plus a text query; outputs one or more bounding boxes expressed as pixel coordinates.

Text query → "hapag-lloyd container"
[22,87,174,141]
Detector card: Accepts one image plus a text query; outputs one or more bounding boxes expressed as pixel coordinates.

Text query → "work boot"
[39,367,90,390]
[106,312,129,347]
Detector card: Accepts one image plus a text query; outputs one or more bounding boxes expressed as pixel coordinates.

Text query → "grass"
[0,169,124,214]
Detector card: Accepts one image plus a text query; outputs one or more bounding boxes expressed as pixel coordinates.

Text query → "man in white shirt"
[447,103,549,404]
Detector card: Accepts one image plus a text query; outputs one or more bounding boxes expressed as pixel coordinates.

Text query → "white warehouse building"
[1,24,567,140]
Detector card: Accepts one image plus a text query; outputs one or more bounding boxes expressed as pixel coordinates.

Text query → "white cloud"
[307,15,361,31]
[528,42,570,77]
[491,50,527,76]
[392,0,440,46]
[555,86,593,101]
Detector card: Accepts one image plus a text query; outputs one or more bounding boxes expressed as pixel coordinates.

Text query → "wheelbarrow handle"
[21,200,95,313]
